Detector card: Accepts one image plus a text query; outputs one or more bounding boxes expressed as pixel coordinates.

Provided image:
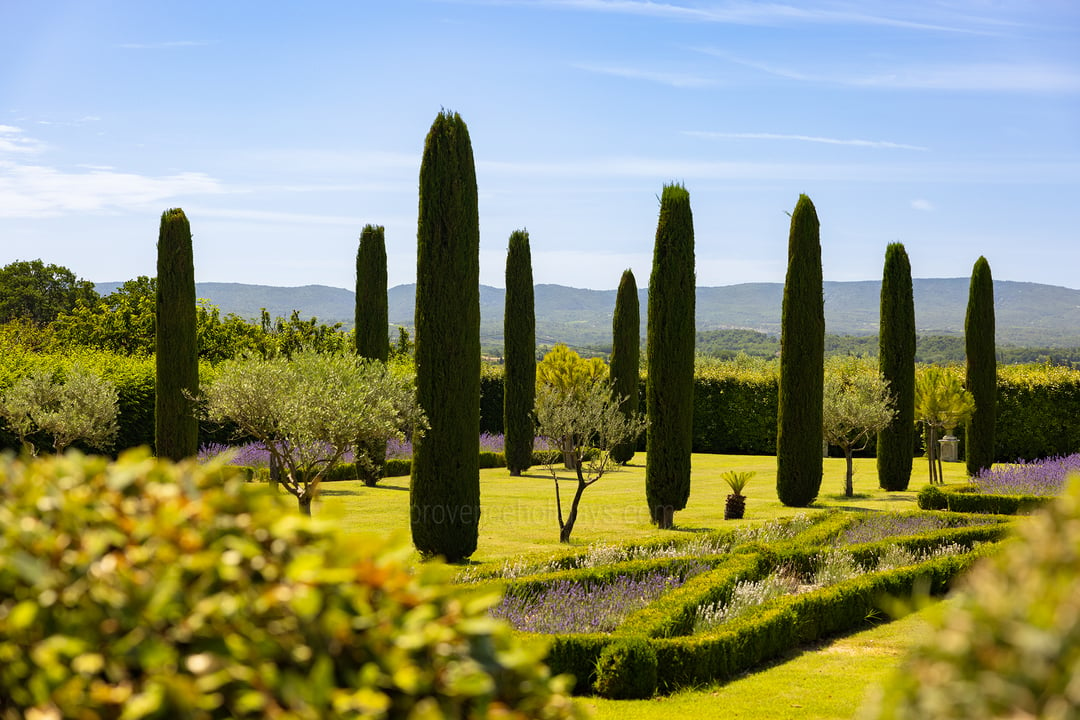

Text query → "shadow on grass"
[319,483,409,496]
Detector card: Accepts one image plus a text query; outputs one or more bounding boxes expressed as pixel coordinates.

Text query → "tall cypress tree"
[965,256,996,477]
[610,268,640,464]
[776,194,825,507]
[503,229,535,476]
[355,224,389,363]
[355,224,389,486]
[155,207,199,461]
[411,110,481,562]
[877,242,916,491]
[646,184,695,529]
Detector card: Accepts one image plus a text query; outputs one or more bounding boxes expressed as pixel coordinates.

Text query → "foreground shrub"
[0,450,582,719]
[593,638,657,699]
[866,474,1080,719]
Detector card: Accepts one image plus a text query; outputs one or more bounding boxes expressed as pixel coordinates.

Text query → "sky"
[2,1,1079,293]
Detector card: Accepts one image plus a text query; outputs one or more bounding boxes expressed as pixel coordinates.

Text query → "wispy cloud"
[911,198,934,211]
[685,131,928,151]
[189,207,365,226]
[573,62,714,87]
[0,126,47,154]
[459,0,1008,35]
[709,51,1080,93]
[115,40,208,50]
[0,161,224,218]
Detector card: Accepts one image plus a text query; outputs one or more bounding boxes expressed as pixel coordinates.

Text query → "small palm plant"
[722,470,754,520]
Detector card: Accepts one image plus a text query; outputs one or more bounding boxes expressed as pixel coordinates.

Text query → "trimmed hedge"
[542,546,995,695]
[916,483,1052,514]
[6,354,1080,462]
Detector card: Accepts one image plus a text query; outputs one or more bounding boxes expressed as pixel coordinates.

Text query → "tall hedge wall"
[4,355,1079,462]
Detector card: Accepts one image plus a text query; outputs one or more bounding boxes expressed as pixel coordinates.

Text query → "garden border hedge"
[916,484,1052,514]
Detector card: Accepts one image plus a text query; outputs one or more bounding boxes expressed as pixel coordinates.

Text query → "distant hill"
[94,278,1080,348]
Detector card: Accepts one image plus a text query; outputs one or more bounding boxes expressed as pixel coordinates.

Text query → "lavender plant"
[972,453,1080,496]
[491,566,703,634]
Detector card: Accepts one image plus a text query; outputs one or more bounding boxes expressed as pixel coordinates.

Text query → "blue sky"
[2,0,1078,292]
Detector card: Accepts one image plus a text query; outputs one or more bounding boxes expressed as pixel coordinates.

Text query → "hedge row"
[5,352,1079,462]
[544,543,998,695]
[916,484,1053,514]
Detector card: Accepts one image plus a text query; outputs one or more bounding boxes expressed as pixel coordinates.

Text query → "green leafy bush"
[593,638,658,699]
[917,483,1050,514]
[866,475,1080,719]
[0,450,583,719]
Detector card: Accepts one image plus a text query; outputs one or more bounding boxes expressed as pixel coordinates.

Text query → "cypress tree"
[155,207,199,461]
[877,242,916,491]
[355,224,389,363]
[776,194,825,507]
[610,268,640,464]
[355,224,389,486]
[503,229,535,476]
[645,184,695,529]
[411,110,481,562]
[965,256,996,476]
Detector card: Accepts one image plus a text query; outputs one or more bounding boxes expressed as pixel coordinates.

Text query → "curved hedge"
[0,450,582,718]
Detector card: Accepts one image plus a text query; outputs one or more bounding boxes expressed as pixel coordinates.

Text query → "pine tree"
[503,229,535,476]
[965,256,997,477]
[776,194,824,507]
[411,110,481,562]
[355,224,389,363]
[645,184,695,529]
[610,269,640,464]
[354,224,389,486]
[877,242,916,491]
[155,208,199,461]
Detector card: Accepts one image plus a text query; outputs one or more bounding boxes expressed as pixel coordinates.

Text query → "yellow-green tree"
[915,367,974,485]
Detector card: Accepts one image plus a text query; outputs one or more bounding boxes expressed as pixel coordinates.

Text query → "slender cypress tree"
[610,268,640,464]
[503,229,535,476]
[877,242,916,491]
[965,256,996,477]
[776,194,825,507]
[646,184,695,529]
[355,224,389,363]
[411,110,481,562]
[355,224,389,486]
[155,207,199,461]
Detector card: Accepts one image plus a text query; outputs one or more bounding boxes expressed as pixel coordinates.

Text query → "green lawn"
[316,453,972,566]
[581,600,949,720]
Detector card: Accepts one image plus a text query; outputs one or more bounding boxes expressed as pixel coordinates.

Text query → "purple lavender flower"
[973,453,1080,496]
[490,565,705,634]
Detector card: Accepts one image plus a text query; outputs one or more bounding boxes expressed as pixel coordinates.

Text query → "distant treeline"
[695,329,1080,367]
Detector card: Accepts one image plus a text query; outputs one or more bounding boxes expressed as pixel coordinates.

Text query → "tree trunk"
[269,452,281,492]
[559,479,588,543]
[298,493,312,516]
[844,448,855,497]
[655,505,675,530]
[562,437,577,470]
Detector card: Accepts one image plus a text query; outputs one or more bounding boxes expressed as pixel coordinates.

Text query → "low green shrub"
[917,483,1050,514]
[867,475,1080,719]
[593,638,658,699]
[0,450,583,719]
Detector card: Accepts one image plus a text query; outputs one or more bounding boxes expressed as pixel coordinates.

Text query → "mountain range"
[94,279,1080,348]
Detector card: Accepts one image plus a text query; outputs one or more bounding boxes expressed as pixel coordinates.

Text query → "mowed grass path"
[317,453,971,565]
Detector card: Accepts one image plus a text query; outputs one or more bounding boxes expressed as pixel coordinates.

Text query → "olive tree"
[535,344,607,469]
[201,352,424,515]
[822,356,895,497]
[0,365,118,455]
[535,380,646,543]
